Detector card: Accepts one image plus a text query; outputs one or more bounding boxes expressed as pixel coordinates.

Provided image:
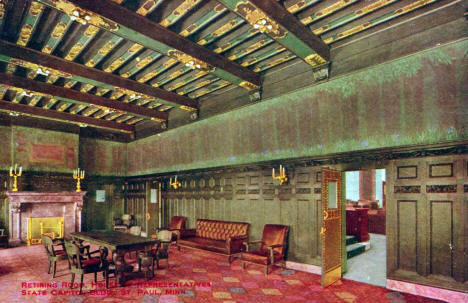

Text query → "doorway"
[343,169,386,287]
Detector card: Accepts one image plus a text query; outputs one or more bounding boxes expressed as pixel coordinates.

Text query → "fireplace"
[6,191,85,246]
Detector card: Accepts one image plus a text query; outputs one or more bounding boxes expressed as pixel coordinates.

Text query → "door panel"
[321,168,342,288]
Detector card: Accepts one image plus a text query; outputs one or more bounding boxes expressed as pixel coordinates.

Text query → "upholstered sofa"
[178,219,249,263]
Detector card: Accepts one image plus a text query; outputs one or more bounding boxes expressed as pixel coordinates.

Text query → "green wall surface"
[79,138,127,177]
[127,40,468,176]
[0,125,78,173]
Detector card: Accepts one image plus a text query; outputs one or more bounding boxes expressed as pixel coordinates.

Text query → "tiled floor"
[344,233,386,287]
[0,244,445,303]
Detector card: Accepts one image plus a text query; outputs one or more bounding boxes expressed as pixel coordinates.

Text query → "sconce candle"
[73,168,85,192]
[9,163,22,191]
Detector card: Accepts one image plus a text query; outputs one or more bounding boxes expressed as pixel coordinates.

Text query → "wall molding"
[386,279,468,303]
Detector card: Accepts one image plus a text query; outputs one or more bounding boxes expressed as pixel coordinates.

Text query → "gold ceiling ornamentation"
[97,41,117,55]
[17,24,34,47]
[85,59,97,67]
[30,2,44,15]
[42,45,53,54]
[137,70,159,83]
[50,0,119,31]
[135,56,154,69]
[9,58,72,78]
[51,22,68,38]
[0,1,5,19]
[128,43,144,53]
[304,53,327,67]
[235,1,286,39]
[167,50,213,72]
[84,25,99,37]
[239,81,259,91]
[104,58,125,72]
[180,105,197,111]
[65,43,84,61]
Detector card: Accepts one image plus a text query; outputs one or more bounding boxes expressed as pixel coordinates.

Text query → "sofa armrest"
[179,229,196,238]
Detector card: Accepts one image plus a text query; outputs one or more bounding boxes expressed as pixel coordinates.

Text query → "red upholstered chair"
[240,224,289,275]
[163,216,186,248]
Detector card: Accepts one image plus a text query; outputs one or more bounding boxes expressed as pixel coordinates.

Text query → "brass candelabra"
[169,176,181,189]
[73,168,85,192]
[272,165,288,185]
[9,163,22,192]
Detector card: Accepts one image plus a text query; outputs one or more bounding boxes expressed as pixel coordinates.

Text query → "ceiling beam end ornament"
[222,0,330,67]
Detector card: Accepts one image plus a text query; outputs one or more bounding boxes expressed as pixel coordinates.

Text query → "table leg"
[113,250,127,286]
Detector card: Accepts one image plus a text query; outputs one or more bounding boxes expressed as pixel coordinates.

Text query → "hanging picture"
[96,190,106,202]
[150,189,157,203]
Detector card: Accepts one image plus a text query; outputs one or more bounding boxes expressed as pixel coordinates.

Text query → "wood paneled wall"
[81,176,124,231]
[387,155,467,291]
[162,166,324,265]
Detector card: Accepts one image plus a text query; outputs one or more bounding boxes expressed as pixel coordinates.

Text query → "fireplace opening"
[27,216,64,245]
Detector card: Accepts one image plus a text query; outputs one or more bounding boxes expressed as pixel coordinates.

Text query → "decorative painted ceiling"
[0,0,453,134]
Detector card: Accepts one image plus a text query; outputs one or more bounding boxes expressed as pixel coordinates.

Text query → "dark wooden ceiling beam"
[0,39,198,110]
[60,0,262,90]
[0,99,135,132]
[218,0,330,66]
[0,72,168,121]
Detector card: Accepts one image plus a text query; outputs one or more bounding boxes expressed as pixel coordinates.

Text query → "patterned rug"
[0,244,446,303]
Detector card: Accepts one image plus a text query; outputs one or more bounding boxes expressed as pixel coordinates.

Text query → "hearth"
[6,191,85,246]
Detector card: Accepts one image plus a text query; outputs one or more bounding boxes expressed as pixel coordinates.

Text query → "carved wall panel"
[387,155,467,291]
[159,166,324,265]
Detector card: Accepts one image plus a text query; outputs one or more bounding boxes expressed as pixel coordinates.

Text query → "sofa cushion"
[178,237,227,253]
[195,219,249,241]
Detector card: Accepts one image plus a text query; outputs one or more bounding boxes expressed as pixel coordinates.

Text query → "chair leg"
[156,258,160,269]
[94,271,97,282]
[264,266,269,275]
[227,256,231,263]
[79,274,84,294]
[47,261,51,274]
[52,261,56,278]
[105,270,109,289]
[241,261,245,269]
[70,273,75,289]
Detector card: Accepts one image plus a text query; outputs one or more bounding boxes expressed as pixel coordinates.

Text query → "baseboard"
[285,261,321,275]
[386,279,468,303]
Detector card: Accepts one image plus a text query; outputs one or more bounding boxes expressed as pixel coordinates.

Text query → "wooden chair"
[129,225,142,236]
[64,240,109,294]
[240,224,289,275]
[138,230,172,279]
[113,214,133,232]
[41,234,69,278]
[155,216,186,248]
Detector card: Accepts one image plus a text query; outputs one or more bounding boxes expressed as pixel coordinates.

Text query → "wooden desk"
[346,208,369,242]
[70,231,157,285]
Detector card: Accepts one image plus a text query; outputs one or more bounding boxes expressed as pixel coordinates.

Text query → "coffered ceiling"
[0,0,464,140]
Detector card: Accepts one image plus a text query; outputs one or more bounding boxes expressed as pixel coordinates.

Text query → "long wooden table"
[70,231,158,285]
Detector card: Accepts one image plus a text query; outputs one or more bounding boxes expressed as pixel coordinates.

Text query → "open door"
[321,168,342,288]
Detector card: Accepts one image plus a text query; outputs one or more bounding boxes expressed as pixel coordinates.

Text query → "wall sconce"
[169,176,181,189]
[73,168,85,192]
[9,163,22,192]
[272,165,288,185]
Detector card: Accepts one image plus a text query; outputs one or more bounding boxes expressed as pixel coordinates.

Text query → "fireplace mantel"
[6,191,86,246]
